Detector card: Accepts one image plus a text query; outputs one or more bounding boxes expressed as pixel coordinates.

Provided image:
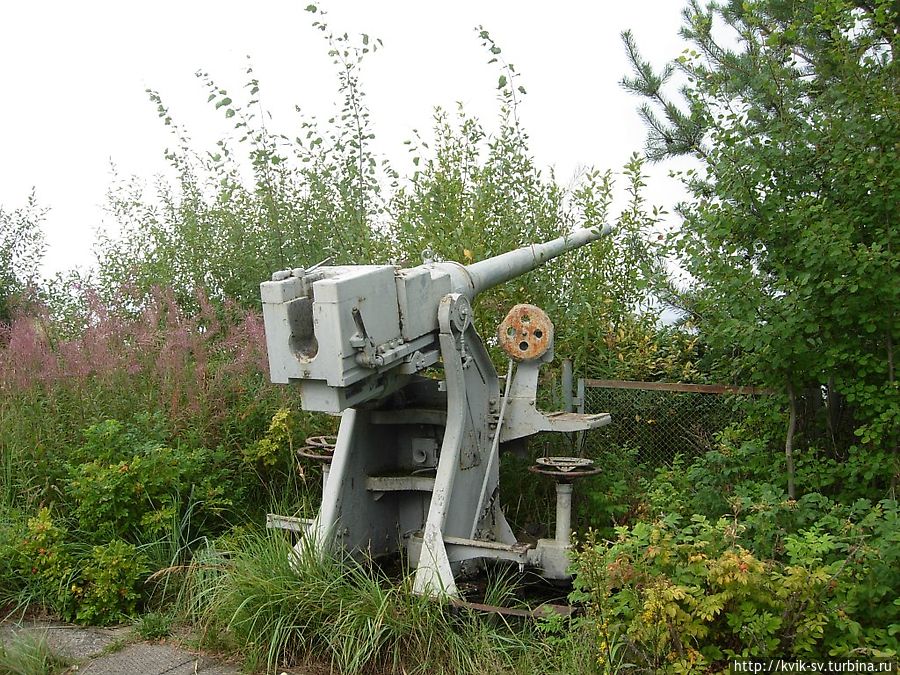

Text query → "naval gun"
[261,227,613,597]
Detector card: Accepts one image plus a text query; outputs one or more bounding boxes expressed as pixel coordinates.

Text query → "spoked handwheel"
[297,435,337,462]
[528,456,601,482]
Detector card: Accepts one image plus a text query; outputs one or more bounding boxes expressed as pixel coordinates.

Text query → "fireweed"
[1,287,276,440]
[0,285,318,520]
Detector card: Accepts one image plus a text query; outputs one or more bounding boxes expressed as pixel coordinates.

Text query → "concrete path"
[77,642,240,674]
[0,621,246,674]
[0,621,128,661]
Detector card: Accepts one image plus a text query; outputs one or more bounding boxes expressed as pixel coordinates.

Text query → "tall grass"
[179,530,549,674]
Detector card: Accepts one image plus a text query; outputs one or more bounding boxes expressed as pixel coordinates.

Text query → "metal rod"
[581,378,775,395]
[555,483,573,546]
[575,377,586,456]
[561,358,574,412]
[470,359,515,538]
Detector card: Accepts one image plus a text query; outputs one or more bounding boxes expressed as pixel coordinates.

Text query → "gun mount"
[262,227,613,597]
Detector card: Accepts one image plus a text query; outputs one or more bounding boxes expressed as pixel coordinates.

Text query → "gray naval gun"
[261,226,612,597]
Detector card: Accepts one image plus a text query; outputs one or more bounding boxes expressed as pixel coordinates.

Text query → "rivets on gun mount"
[497,304,554,361]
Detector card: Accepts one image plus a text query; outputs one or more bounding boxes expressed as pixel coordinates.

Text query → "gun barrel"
[459,225,612,297]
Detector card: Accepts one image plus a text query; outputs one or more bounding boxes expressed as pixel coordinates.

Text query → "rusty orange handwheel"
[497,304,554,361]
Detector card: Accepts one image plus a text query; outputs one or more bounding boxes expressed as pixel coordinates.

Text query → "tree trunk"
[825,375,843,453]
[888,331,897,496]
[786,383,797,500]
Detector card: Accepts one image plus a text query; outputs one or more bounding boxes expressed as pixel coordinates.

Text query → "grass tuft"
[0,632,70,675]
[134,612,175,641]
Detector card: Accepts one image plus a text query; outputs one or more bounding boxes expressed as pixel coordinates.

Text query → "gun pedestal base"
[527,457,602,579]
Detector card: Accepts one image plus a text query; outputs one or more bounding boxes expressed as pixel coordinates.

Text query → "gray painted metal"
[555,483,573,546]
[262,226,613,597]
[463,226,612,297]
[260,226,610,413]
[500,354,611,443]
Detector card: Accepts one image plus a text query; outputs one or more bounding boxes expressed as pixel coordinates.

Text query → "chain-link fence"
[577,379,772,467]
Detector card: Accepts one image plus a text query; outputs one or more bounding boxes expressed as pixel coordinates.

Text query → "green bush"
[5,509,148,625]
[576,445,645,537]
[14,508,75,616]
[241,407,300,472]
[572,507,899,672]
[72,539,148,626]
[641,419,900,561]
[67,433,236,544]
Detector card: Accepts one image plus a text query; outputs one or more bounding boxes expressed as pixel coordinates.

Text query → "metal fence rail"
[576,379,772,467]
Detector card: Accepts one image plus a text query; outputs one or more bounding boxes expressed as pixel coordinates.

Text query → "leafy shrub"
[15,508,74,615]
[68,416,170,467]
[572,508,899,672]
[641,418,900,558]
[795,444,899,503]
[67,427,236,543]
[72,539,148,626]
[242,407,297,470]
[20,508,69,582]
[6,513,149,626]
[817,500,900,652]
[576,446,645,536]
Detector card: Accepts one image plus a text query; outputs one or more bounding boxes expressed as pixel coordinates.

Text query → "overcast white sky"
[0,1,690,277]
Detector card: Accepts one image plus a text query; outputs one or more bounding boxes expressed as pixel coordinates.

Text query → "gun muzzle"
[437,225,612,299]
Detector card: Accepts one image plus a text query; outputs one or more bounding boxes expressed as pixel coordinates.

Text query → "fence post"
[561,358,574,413]
[574,377,586,454]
